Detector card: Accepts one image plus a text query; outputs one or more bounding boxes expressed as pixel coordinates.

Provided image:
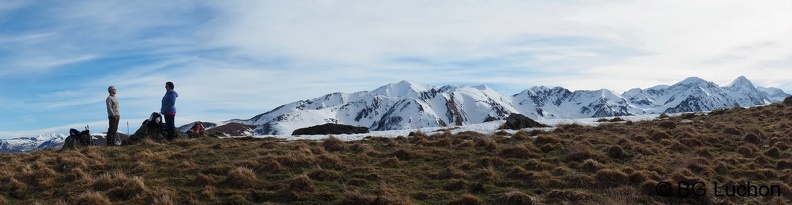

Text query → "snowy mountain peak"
[597,89,615,95]
[7,76,790,154]
[36,133,67,140]
[528,86,551,93]
[372,80,432,97]
[624,88,644,96]
[0,133,68,153]
[727,76,756,90]
[528,86,566,93]
[473,84,493,91]
[676,77,709,86]
[240,76,785,135]
[757,86,792,102]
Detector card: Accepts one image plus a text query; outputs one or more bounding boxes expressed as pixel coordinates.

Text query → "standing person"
[161,81,178,141]
[106,86,120,146]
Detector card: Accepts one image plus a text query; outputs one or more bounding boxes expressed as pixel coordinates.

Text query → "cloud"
[0,0,29,13]
[0,1,210,77]
[198,1,644,95]
[205,1,587,64]
[3,0,792,138]
[197,1,792,94]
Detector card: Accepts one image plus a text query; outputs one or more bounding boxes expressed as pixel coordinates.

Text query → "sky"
[1,0,791,138]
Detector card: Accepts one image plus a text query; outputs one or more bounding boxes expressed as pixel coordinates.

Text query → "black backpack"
[146,112,162,127]
[69,128,80,137]
[69,126,92,146]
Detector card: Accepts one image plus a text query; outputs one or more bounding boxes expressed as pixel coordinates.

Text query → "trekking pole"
[127,121,130,137]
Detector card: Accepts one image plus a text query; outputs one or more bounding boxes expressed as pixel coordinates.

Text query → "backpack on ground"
[69,128,80,137]
[147,112,162,128]
[62,126,92,150]
[79,125,92,146]
[79,130,92,146]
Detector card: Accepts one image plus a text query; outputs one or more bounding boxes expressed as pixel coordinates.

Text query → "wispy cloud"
[200,0,792,93]
[2,0,792,138]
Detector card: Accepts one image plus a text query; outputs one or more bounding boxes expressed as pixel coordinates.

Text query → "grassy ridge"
[2,103,792,204]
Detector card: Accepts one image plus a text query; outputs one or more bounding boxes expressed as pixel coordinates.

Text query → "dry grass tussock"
[498,191,541,205]
[225,167,258,188]
[2,101,792,204]
[74,191,112,205]
[322,136,346,152]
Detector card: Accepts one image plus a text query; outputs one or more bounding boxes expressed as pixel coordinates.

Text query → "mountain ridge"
[225,76,789,135]
[3,76,789,153]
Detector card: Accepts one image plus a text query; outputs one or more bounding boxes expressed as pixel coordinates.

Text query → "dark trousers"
[107,115,120,146]
[164,114,176,140]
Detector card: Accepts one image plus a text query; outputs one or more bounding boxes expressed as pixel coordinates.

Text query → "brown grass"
[444,179,468,191]
[508,166,535,181]
[534,134,561,146]
[322,136,346,152]
[288,174,315,192]
[257,157,284,172]
[73,191,112,205]
[579,159,604,173]
[648,129,670,140]
[473,136,499,151]
[744,133,762,144]
[307,167,341,181]
[605,145,628,160]
[192,173,216,186]
[225,167,258,188]
[476,167,499,184]
[201,186,218,202]
[724,126,742,135]
[765,147,782,158]
[379,156,402,167]
[594,169,629,187]
[627,170,658,185]
[341,189,411,205]
[539,143,559,153]
[443,166,468,179]
[777,160,792,170]
[499,144,536,159]
[563,142,608,163]
[497,191,540,205]
[448,194,484,205]
[658,121,676,129]
[391,148,422,160]
[147,188,175,205]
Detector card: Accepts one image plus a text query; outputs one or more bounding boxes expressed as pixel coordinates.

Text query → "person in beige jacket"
[106,86,120,146]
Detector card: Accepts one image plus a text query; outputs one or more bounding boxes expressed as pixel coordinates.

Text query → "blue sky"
[1,0,792,138]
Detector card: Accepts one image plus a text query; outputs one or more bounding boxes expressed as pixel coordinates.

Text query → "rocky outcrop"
[207,123,256,136]
[499,113,547,130]
[124,120,185,145]
[292,123,370,135]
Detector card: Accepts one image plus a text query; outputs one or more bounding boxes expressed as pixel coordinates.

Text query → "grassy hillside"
[2,102,792,204]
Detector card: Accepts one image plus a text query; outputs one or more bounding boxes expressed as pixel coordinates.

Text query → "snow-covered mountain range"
[0,134,66,154]
[0,133,122,154]
[2,76,788,153]
[226,76,788,135]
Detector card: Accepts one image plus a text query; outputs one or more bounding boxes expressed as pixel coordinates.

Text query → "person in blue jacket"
[161,81,178,141]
